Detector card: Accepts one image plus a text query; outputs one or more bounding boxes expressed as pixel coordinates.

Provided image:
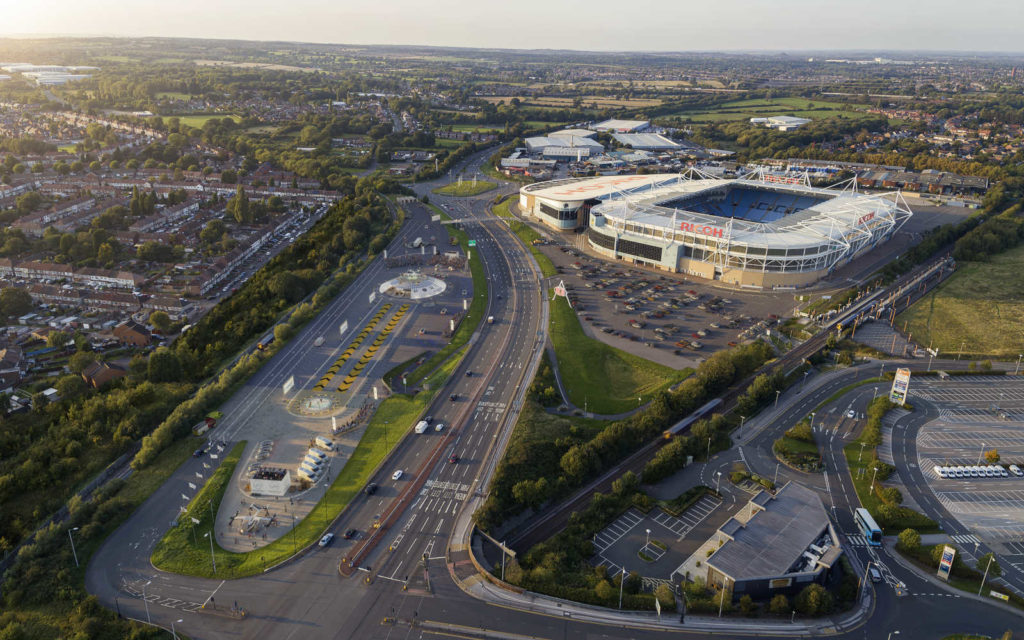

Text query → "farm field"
[898,243,1024,359]
[162,113,242,128]
[478,95,663,109]
[668,97,874,123]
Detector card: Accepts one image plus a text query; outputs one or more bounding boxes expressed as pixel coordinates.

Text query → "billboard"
[889,367,911,406]
[937,545,956,581]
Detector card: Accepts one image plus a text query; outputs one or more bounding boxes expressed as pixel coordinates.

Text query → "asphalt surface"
[85,148,1024,639]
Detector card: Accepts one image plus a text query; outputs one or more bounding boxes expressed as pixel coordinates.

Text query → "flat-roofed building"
[701,482,843,599]
[592,119,650,133]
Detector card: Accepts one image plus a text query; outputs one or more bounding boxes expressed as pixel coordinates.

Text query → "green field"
[432,180,497,197]
[156,91,193,100]
[549,288,691,415]
[163,114,242,128]
[898,244,1024,358]
[491,198,557,278]
[668,97,874,124]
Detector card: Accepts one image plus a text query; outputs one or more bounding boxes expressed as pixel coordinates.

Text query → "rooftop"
[707,483,833,581]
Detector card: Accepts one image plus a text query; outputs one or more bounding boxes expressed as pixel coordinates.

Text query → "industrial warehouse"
[518,171,912,289]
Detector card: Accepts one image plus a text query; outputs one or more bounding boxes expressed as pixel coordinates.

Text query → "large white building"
[519,171,912,289]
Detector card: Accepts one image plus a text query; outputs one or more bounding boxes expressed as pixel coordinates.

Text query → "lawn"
[898,244,1024,359]
[156,91,193,100]
[843,441,938,534]
[432,180,497,197]
[491,198,557,278]
[548,287,691,415]
[667,97,875,124]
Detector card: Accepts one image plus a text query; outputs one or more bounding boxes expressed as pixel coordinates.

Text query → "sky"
[3,0,1024,53]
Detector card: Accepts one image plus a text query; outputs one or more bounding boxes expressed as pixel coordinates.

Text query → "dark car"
[192,448,205,458]
[465,371,472,377]
[343,528,357,540]
[448,454,459,464]
[364,483,378,496]
[449,393,458,401]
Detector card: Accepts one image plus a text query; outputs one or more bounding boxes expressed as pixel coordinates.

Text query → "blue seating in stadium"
[667,188,827,223]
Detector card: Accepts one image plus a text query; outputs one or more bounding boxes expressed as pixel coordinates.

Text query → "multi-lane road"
[86,151,1024,639]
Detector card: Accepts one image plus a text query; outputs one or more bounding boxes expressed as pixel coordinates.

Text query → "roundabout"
[379,269,447,299]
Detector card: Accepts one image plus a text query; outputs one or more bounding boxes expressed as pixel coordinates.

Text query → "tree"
[985,448,1001,463]
[273,322,293,343]
[68,350,97,374]
[47,330,69,349]
[220,169,237,184]
[55,375,89,401]
[147,347,182,383]
[200,219,226,245]
[0,287,32,318]
[977,552,1003,578]
[897,528,921,553]
[96,242,115,266]
[768,593,790,615]
[654,583,675,608]
[794,583,833,615]
[880,486,903,505]
[227,185,250,223]
[149,311,172,334]
[595,579,615,601]
[15,191,42,215]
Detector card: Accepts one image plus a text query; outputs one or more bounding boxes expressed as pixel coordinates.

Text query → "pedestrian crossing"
[950,534,981,545]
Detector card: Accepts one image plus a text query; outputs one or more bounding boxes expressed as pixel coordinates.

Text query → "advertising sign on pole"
[889,367,911,406]
[282,375,295,395]
[937,545,956,581]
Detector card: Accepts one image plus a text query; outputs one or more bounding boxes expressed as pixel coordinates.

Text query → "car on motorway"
[868,566,882,583]
[318,533,334,547]
[392,469,404,481]
[343,529,357,540]
[449,393,458,401]
[365,483,378,495]
[1011,465,1023,477]
[435,423,445,432]
[846,410,856,419]
[465,370,472,377]
[424,416,433,424]
[448,454,459,464]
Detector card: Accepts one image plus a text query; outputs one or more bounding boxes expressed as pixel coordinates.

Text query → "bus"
[854,508,883,546]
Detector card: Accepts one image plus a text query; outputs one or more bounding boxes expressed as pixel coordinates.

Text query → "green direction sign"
[467,240,476,247]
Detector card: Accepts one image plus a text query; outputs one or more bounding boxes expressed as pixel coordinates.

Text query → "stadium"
[518,171,913,289]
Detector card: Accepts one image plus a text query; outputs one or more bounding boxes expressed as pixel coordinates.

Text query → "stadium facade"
[518,171,912,289]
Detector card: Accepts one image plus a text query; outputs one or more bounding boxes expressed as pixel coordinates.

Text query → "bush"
[784,421,813,442]
[897,528,921,553]
[880,486,903,505]
[794,583,833,615]
[768,593,790,615]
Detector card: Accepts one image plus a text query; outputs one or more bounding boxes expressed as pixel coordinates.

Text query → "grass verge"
[432,180,497,197]
[491,197,558,278]
[548,287,690,415]
[843,440,938,533]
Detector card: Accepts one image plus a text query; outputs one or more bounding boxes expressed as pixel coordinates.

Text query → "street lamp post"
[978,555,995,596]
[204,531,217,574]
[870,466,879,492]
[715,471,722,494]
[1016,354,1023,376]
[978,443,986,466]
[887,631,900,640]
[958,341,965,361]
[706,436,712,462]
[142,580,152,624]
[739,415,746,431]
[802,370,810,391]
[645,528,651,549]
[171,618,183,640]
[809,412,816,431]
[67,527,80,568]
[774,462,780,486]
[775,389,781,408]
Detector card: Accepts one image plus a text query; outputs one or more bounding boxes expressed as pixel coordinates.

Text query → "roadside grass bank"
[548,286,691,415]
[491,197,558,278]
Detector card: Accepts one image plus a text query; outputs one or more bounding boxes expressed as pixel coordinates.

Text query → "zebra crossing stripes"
[845,534,869,547]
[950,534,981,545]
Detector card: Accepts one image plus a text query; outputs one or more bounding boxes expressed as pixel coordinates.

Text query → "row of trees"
[476,340,775,532]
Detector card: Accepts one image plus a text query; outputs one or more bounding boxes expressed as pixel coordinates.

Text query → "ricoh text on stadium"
[518,170,912,289]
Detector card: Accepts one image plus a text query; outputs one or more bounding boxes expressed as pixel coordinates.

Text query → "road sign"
[937,545,956,581]
[467,240,476,247]
[991,590,1010,602]
[282,375,295,395]
[889,367,911,406]
[339,320,348,337]
[431,214,440,222]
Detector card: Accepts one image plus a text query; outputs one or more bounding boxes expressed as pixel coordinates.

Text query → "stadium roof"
[612,133,680,150]
[525,136,603,152]
[592,119,650,132]
[707,483,832,581]
[521,174,679,201]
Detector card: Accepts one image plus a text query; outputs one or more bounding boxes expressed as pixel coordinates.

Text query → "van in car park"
[953,467,964,478]
[933,465,945,478]
[307,448,328,461]
[415,420,429,434]
[1011,465,1023,477]
[315,436,334,451]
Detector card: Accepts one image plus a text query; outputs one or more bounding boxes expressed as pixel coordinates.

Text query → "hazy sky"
[4,0,1024,52]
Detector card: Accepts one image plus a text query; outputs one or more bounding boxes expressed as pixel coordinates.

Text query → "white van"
[415,420,429,434]
[297,467,317,482]
[302,457,323,471]
[315,436,334,451]
[307,448,328,461]
[299,464,320,479]
[1010,465,1023,477]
